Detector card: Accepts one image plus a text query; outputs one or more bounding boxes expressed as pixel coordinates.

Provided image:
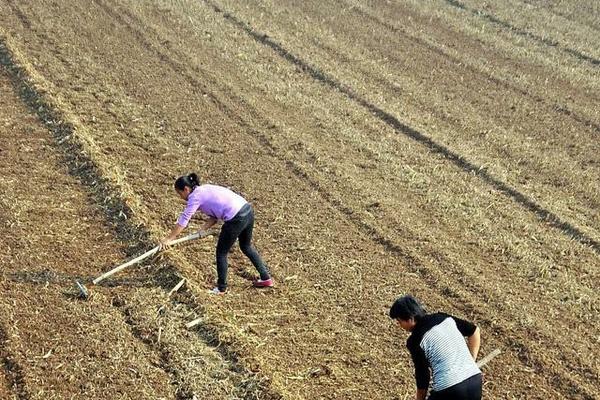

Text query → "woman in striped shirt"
[160,173,273,294]
[390,295,482,400]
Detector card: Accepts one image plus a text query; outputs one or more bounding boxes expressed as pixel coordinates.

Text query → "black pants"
[428,374,482,400]
[216,203,270,291]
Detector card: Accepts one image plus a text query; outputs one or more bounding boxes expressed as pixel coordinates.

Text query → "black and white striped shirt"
[406,313,481,392]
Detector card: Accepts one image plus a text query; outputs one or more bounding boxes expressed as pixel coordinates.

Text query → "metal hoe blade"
[75,280,89,299]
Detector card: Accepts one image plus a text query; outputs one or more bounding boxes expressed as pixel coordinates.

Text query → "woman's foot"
[253,278,274,288]
[209,287,226,295]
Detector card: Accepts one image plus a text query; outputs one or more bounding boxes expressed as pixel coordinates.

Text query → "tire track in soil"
[0,36,278,400]
[0,325,30,400]
[199,0,600,254]
[338,0,600,134]
[94,2,598,397]
[443,0,600,66]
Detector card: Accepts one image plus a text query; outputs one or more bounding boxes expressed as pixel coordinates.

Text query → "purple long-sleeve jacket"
[177,184,247,227]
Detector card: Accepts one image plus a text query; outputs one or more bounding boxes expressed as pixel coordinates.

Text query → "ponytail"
[188,173,199,187]
[174,173,200,191]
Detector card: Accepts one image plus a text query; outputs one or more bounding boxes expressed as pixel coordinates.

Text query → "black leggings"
[216,203,270,291]
[428,374,482,400]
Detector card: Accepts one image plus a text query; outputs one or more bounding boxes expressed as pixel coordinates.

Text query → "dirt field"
[0,65,271,399]
[0,0,598,399]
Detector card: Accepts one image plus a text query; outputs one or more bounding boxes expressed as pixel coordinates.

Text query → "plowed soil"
[0,63,266,399]
[0,0,598,399]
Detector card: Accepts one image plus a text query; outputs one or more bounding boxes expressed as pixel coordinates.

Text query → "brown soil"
[0,68,171,399]
[0,0,598,399]
[0,66,266,399]
[0,328,15,399]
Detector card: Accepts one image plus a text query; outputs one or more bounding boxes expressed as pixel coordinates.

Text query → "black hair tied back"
[188,173,199,187]
[174,173,200,191]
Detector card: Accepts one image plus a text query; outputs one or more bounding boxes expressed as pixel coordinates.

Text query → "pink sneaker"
[253,278,274,288]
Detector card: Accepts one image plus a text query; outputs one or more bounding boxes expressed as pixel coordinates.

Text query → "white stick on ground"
[93,232,204,284]
[476,348,501,368]
[186,317,203,329]
[168,278,186,297]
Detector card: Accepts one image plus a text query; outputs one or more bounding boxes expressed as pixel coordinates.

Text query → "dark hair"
[389,295,426,321]
[174,173,200,191]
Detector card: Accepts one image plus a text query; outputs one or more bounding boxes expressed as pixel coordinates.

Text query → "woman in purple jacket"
[160,173,273,294]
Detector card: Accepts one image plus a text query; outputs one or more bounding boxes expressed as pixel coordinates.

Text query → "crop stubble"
[0,0,598,399]
[0,58,269,399]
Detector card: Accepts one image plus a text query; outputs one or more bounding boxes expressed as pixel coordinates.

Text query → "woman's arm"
[408,340,430,400]
[200,217,218,232]
[160,223,186,248]
[160,216,217,249]
[467,326,481,360]
[451,315,481,361]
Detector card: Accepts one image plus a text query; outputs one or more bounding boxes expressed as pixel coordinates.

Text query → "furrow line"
[115,298,204,400]
[516,0,600,32]
[201,0,600,253]
[4,0,31,29]
[106,0,600,251]
[0,35,278,400]
[339,0,600,134]
[80,3,598,396]
[0,1,591,398]
[274,149,599,399]
[443,0,600,66]
[260,135,597,399]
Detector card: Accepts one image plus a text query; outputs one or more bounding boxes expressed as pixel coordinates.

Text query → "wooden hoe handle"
[93,232,205,284]
[476,348,501,368]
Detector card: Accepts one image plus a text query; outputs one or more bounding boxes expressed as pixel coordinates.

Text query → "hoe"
[75,231,210,299]
[476,348,501,368]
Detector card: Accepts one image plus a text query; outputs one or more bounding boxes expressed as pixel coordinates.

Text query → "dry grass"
[403,0,600,91]
[457,0,600,60]
[0,282,175,400]
[0,0,598,398]
[0,66,271,399]
[124,287,270,399]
